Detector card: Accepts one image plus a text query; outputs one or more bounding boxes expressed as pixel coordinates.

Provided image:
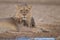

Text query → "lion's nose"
[24,12,25,13]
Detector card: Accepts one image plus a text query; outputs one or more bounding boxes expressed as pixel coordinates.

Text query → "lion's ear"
[15,5,21,10]
[27,5,32,10]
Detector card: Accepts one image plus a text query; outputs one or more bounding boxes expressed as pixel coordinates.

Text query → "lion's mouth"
[23,14,26,16]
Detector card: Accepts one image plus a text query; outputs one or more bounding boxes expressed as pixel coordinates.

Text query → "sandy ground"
[0,18,60,38]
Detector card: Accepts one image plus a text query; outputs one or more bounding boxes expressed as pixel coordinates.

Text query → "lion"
[12,4,35,28]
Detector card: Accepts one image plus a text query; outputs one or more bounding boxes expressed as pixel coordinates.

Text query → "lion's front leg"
[27,19,32,27]
[27,17,34,27]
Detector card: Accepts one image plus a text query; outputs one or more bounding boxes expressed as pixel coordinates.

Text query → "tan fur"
[14,4,33,27]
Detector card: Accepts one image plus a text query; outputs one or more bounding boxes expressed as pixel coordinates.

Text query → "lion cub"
[13,4,35,27]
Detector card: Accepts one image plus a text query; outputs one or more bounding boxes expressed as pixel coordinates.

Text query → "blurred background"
[0,0,60,25]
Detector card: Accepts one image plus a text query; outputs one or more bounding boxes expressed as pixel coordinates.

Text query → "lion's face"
[16,5,32,16]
